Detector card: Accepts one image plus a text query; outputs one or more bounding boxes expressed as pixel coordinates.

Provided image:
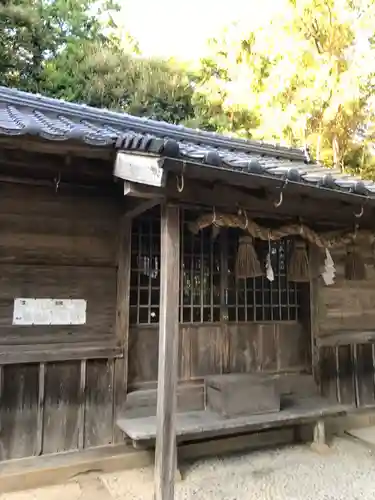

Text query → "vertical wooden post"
[154,203,180,500]
[220,229,229,374]
[113,215,132,443]
[313,419,326,445]
[309,244,321,391]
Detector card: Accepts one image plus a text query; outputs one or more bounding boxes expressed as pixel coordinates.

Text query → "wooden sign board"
[13,298,87,326]
[114,152,166,188]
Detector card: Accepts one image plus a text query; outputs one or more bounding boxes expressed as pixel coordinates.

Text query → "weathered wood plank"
[338,345,355,405]
[317,330,375,347]
[128,327,159,385]
[228,324,258,373]
[85,359,114,448]
[0,364,38,460]
[260,324,277,371]
[118,398,352,443]
[0,183,119,267]
[308,244,320,384]
[0,343,121,365]
[124,385,205,419]
[0,265,116,347]
[319,346,337,402]
[36,363,45,456]
[219,229,229,374]
[154,203,180,500]
[189,325,223,378]
[113,215,132,442]
[78,360,87,450]
[43,361,80,454]
[356,344,375,407]
[276,323,307,371]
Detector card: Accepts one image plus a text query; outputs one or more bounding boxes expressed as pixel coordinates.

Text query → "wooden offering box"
[205,374,280,418]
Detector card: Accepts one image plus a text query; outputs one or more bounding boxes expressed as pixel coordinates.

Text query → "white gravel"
[3,437,375,500]
[102,437,375,500]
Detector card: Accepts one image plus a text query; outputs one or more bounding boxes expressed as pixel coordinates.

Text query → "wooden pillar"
[313,419,326,445]
[154,203,180,500]
[309,244,321,390]
[113,216,132,443]
[311,418,330,454]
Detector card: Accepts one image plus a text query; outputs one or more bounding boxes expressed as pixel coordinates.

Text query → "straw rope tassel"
[235,235,263,279]
[288,239,310,282]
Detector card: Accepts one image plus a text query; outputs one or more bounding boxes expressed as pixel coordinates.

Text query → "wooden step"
[124,383,204,419]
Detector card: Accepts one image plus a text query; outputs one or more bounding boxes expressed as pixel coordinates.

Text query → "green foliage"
[191,0,375,175]
[0,0,195,123]
[2,0,375,177]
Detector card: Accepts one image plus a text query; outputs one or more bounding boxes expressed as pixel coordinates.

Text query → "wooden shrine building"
[1,87,375,497]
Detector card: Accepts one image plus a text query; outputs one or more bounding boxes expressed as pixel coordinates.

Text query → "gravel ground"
[2,437,375,500]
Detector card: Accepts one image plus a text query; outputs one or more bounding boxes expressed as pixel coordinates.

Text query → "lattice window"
[227,228,301,322]
[129,210,302,325]
[129,207,161,325]
[179,211,221,323]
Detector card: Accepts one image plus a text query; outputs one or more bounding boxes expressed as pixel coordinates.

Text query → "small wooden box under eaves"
[205,374,280,418]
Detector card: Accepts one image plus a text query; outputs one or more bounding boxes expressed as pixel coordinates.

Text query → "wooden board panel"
[42,361,80,454]
[84,359,114,448]
[0,364,38,460]
[128,327,159,385]
[228,324,258,373]
[319,346,337,402]
[118,398,352,442]
[188,325,223,378]
[277,323,308,371]
[356,344,375,407]
[337,345,355,405]
[0,183,119,266]
[0,265,116,345]
[259,324,277,371]
[129,322,310,386]
[318,266,375,336]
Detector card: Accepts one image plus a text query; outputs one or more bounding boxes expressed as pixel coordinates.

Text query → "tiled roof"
[0,86,374,199]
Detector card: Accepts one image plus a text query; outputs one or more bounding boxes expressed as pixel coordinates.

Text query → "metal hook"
[273,179,288,208]
[54,172,61,193]
[176,173,184,193]
[354,205,364,218]
[274,191,283,208]
[212,206,217,226]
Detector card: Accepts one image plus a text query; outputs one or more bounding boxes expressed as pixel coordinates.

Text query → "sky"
[120,0,279,59]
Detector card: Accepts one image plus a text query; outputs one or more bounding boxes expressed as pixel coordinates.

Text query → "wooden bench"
[118,374,353,459]
[118,396,352,446]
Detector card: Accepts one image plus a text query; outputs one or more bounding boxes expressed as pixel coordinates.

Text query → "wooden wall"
[0,183,125,461]
[128,322,310,389]
[315,250,375,408]
[0,359,119,460]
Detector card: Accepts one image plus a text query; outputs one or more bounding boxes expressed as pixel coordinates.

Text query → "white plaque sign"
[114,152,166,187]
[12,298,87,326]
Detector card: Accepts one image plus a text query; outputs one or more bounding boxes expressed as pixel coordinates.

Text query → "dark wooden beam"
[154,203,180,500]
[117,176,375,227]
[113,216,132,442]
[166,179,375,227]
[123,198,162,219]
[123,180,164,198]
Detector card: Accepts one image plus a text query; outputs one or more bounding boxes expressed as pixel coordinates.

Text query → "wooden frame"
[155,203,180,500]
[129,208,303,327]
